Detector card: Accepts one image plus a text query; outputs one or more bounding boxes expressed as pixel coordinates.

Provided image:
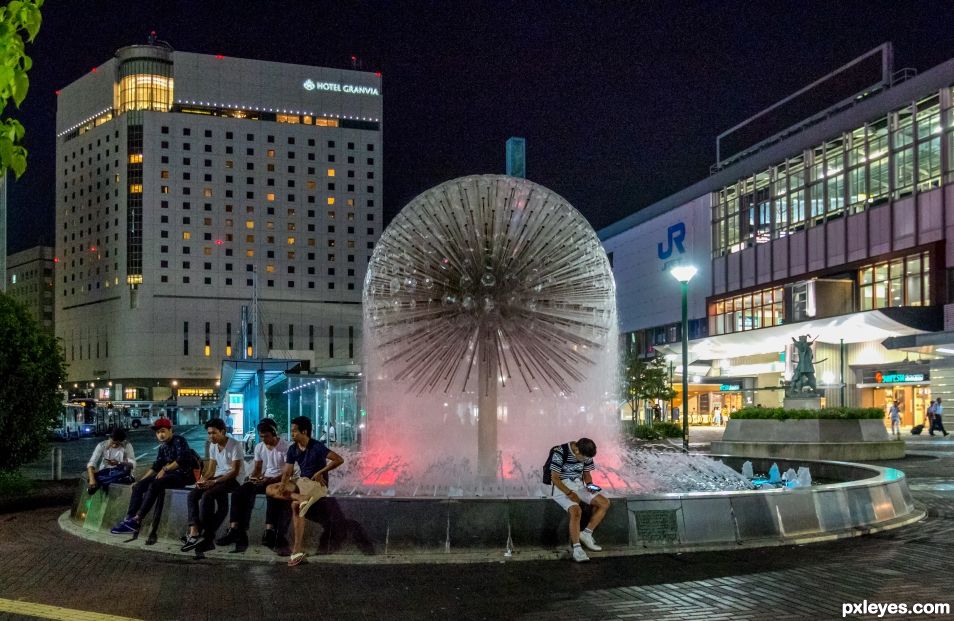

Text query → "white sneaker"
[571,545,590,562]
[579,530,602,551]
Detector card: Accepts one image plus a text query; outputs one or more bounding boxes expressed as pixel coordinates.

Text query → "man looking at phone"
[216,419,289,552]
[546,437,610,562]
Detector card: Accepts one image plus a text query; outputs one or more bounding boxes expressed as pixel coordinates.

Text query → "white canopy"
[657,310,929,361]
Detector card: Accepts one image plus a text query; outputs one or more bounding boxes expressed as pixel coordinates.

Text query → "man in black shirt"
[267,416,343,565]
[110,418,196,535]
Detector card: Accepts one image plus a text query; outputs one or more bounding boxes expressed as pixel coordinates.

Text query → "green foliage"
[0,469,32,496]
[0,293,66,473]
[0,0,42,178]
[731,407,884,421]
[629,422,683,441]
[621,350,675,423]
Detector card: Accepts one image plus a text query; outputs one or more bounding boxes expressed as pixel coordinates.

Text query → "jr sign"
[657,222,686,260]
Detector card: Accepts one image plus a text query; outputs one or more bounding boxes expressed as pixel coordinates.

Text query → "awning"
[219,358,308,398]
[658,309,934,361]
[882,329,954,357]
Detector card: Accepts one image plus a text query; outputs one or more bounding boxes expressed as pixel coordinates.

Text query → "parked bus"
[54,399,131,439]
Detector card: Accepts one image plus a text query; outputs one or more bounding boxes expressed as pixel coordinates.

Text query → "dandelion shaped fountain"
[363,174,621,486]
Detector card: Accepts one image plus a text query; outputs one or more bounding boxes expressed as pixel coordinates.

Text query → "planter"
[712,419,905,460]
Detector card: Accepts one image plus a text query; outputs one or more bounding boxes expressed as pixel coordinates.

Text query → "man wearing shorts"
[546,437,610,562]
[266,416,343,566]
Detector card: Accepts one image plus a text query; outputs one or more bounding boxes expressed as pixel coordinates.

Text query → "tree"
[621,349,675,426]
[0,293,66,473]
[0,0,43,178]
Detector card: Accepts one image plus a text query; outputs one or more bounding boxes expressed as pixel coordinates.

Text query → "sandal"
[287,552,306,567]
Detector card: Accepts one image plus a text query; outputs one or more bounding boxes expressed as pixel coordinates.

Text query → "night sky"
[6,1,954,254]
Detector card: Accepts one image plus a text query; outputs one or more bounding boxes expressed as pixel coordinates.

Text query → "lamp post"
[670,264,697,453]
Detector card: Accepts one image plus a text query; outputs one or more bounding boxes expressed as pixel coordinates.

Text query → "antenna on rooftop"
[350,55,363,70]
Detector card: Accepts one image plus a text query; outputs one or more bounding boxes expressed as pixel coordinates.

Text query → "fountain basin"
[63,455,922,561]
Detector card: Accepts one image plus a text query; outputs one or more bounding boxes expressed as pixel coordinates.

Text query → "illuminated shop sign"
[874,372,926,384]
[720,384,741,391]
[177,387,216,397]
[302,79,379,96]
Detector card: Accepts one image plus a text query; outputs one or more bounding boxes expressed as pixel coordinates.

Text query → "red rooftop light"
[375,72,382,78]
[53,257,60,263]
[215,239,224,245]
[54,89,61,96]
[215,54,225,59]
[91,67,97,73]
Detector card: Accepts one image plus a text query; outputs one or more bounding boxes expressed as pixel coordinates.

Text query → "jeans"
[126,470,194,521]
[230,481,286,531]
[188,479,241,538]
[93,466,132,491]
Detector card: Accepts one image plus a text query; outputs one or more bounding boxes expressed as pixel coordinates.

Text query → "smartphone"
[586,483,602,492]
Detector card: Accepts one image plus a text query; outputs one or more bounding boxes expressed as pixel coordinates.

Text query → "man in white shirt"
[931,398,949,437]
[216,419,290,552]
[86,428,136,495]
[181,417,244,554]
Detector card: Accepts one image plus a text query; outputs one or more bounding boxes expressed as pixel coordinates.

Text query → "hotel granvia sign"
[302,79,379,96]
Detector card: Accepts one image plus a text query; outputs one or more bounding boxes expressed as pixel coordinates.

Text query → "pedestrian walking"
[889,400,901,438]
[931,398,949,437]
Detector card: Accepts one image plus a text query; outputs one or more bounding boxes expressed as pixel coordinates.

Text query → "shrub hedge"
[730,407,884,421]
[630,422,683,440]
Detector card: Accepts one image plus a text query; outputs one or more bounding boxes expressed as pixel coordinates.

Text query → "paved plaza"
[0,428,951,620]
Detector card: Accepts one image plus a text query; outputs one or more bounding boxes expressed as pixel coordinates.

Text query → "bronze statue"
[787,335,822,397]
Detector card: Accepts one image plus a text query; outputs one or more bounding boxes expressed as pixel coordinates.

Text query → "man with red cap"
[110,417,197,535]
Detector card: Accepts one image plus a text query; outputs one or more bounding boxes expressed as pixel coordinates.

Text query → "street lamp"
[670,264,697,453]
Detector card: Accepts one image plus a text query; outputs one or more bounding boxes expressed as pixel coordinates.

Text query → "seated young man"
[266,416,343,566]
[181,417,245,553]
[544,437,610,563]
[216,419,289,552]
[86,428,136,495]
[110,418,195,535]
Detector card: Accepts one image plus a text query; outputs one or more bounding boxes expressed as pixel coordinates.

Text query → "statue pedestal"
[784,395,822,410]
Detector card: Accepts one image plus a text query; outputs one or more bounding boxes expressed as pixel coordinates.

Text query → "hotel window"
[129,184,143,193]
[115,70,173,114]
[245,220,254,229]
[245,235,255,243]
[327,168,335,177]
[708,286,783,336]
[267,149,275,158]
[858,251,930,310]
[129,154,143,164]
[182,232,191,240]
[267,193,276,202]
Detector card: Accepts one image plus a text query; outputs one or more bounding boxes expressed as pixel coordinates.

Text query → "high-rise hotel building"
[56,42,382,402]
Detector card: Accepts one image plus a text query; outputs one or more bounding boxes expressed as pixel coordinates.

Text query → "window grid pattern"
[714,91,952,257]
[858,251,931,310]
[708,286,784,336]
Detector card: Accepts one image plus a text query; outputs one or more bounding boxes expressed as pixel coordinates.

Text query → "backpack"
[542,443,570,485]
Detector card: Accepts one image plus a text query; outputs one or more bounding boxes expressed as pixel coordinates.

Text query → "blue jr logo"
[657,222,687,260]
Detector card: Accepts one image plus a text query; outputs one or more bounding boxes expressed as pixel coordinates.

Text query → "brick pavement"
[0,452,952,620]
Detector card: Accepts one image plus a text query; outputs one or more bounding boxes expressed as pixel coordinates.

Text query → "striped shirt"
[549,444,595,482]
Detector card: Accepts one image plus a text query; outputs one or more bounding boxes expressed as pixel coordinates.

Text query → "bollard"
[51,446,63,480]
